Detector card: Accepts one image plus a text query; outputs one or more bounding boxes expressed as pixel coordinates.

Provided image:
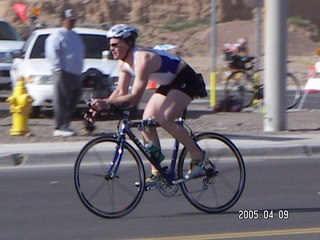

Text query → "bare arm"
[90,51,159,111]
[107,64,131,100]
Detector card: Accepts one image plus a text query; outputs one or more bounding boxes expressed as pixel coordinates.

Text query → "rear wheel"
[30,106,41,118]
[177,132,245,213]
[285,72,301,109]
[256,70,302,109]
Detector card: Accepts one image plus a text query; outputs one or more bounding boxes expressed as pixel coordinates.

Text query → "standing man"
[45,9,84,137]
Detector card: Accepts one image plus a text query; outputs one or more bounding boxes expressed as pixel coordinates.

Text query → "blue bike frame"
[105,114,187,185]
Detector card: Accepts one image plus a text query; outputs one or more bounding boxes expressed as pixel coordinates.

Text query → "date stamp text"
[238,210,289,220]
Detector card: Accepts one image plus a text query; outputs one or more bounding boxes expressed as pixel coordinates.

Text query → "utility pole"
[255,0,263,72]
[264,0,288,132]
[210,0,217,107]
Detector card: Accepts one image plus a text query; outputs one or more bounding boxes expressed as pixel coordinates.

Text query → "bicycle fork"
[104,141,124,180]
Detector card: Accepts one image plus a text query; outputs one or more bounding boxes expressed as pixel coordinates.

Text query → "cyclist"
[223,37,249,57]
[88,24,207,186]
[235,37,249,56]
[223,37,250,70]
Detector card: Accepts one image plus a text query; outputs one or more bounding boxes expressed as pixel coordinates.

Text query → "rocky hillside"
[2,0,320,27]
[1,0,319,57]
[0,0,320,87]
[1,0,319,81]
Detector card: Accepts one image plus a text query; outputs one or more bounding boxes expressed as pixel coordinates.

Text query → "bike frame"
[105,112,189,185]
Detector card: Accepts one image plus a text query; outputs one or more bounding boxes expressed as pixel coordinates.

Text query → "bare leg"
[142,90,203,170]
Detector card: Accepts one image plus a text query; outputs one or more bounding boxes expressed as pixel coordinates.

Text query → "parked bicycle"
[74,105,246,218]
[222,55,302,110]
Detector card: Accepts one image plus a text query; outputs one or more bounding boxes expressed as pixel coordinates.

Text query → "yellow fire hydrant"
[6,78,34,136]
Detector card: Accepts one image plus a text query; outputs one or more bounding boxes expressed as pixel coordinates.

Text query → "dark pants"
[53,71,82,130]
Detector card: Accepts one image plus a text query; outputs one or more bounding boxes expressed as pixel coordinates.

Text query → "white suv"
[10,27,119,115]
[0,20,24,88]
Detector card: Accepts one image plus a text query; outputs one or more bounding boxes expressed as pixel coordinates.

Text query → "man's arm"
[105,52,152,106]
[45,33,62,72]
[90,51,158,111]
[108,63,131,100]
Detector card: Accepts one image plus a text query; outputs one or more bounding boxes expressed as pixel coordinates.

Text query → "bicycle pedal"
[161,166,169,172]
[172,178,185,184]
[145,186,157,191]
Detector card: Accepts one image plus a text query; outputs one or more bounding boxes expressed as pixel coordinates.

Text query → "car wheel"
[30,106,41,118]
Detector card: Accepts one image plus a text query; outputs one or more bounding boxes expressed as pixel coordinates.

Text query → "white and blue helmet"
[107,24,138,40]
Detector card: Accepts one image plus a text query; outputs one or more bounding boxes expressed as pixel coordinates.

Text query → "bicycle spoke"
[79,170,105,178]
[88,179,108,202]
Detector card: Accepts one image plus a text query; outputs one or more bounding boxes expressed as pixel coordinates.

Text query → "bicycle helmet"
[107,24,138,40]
[237,37,248,44]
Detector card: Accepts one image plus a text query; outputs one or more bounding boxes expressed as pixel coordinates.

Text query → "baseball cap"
[61,9,77,19]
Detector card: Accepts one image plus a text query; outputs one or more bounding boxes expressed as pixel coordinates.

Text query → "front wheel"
[74,136,145,218]
[177,132,246,213]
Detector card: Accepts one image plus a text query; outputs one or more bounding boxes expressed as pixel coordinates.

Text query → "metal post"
[210,0,217,107]
[255,0,263,72]
[264,0,288,132]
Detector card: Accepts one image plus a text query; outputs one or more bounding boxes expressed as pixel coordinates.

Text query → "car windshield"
[0,21,23,41]
[81,34,109,58]
[30,32,109,59]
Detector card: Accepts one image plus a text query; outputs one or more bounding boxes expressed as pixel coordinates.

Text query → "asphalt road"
[1,156,320,240]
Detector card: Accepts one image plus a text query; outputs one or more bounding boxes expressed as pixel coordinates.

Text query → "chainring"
[156,175,179,197]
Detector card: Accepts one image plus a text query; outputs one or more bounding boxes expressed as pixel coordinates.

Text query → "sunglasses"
[110,43,122,48]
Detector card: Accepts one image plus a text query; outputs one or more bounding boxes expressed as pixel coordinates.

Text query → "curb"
[239,145,320,158]
[1,142,320,168]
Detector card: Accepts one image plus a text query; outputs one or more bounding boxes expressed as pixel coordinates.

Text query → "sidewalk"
[1,133,320,167]
[1,100,320,167]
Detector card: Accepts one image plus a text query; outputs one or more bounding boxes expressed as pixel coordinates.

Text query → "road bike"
[74,105,246,218]
[223,56,302,109]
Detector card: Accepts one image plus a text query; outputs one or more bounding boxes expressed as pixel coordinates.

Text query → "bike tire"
[225,70,254,108]
[255,70,302,110]
[285,72,301,109]
[74,135,145,218]
[177,132,246,213]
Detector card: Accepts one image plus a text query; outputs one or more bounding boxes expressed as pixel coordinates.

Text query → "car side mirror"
[11,49,24,59]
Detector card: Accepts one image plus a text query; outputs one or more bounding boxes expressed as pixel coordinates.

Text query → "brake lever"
[84,94,95,110]
[83,94,96,133]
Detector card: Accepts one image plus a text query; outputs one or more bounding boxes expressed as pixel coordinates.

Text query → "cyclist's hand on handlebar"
[84,109,96,121]
[84,97,106,121]
[83,109,96,133]
[90,98,109,113]
[88,98,116,117]
[88,98,129,117]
